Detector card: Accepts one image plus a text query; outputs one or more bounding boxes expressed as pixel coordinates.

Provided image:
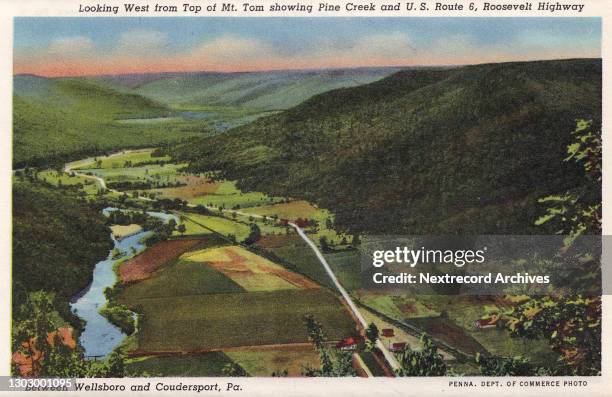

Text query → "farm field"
[225,344,320,376]
[110,224,142,240]
[175,212,252,240]
[37,169,100,195]
[118,288,357,352]
[149,175,220,200]
[244,200,324,220]
[118,257,245,302]
[126,353,232,377]
[151,178,282,209]
[264,236,337,290]
[182,245,320,291]
[118,238,205,282]
[409,295,559,365]
[79,163,187,185]
[74,149,171,170]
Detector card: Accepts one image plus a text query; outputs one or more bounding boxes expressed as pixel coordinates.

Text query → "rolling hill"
[171,59,602,235]
[13,76,196,167]
[106,68,399,110]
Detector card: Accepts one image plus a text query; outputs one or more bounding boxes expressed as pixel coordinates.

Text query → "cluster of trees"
[484,119,602,376]
[13,179,113,329]
[301,315,356,377]
[12,291,130,377]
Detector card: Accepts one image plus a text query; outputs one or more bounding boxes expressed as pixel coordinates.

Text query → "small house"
[381,328,394,338]
[390,342,406,352]
[336,336,363,351]
[474,315,500,330]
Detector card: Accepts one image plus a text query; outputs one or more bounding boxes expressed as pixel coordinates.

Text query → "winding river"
[70,208,178,358]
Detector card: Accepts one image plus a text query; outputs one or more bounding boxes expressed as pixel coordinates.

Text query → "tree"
[476,354,551,376]
[301,315,356,377]
[365,323,379,345]
[12,291,131,377]
[495,119,602,376]
[395,335,446,376]
[222,362,248,377]
[319,236,330,252]
[244,223,261,245]
[535,119,601,244]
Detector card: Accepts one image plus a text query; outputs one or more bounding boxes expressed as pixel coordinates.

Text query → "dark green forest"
[171,59,602,234]
[12,178,112,326]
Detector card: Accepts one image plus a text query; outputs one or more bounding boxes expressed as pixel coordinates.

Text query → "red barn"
[390,342,406,352]
[474,316,500,329]
[336,336,363,351]
[381,328,394,338]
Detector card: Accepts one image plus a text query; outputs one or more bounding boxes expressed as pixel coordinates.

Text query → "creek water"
[70,208,176,358]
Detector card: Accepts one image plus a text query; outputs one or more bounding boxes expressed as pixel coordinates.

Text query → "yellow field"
[110,224,142,239]
[245,200,324,220]
[181,246,319,292]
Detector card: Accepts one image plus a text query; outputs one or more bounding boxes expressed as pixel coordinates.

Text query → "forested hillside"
[126,68,398,110]
[13,76,201,168]
[12,177,112,325]
[171,59,602,234]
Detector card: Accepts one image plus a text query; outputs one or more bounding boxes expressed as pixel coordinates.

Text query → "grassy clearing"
[150,175,220,200]
[182,245,319,291]
[81,163,186,185]
[126,353,233,377]
[119,288,356,352]
[186,180,282,209]
[225,345,320,376]
[245,200,324,220]
[175,212,251,240]
[74,149,171,170]
[37,170,100,195]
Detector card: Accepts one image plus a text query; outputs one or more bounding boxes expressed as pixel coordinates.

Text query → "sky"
[13,17,601,77]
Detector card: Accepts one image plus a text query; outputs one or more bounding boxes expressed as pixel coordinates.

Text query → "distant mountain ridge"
[171,58,602,234]
[12,67,399,167]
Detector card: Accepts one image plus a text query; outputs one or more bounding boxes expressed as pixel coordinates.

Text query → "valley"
[11,58,601,377]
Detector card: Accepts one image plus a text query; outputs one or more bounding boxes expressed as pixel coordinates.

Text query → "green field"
[225,345,320,376]
[126,353,233,377]
[81,163,186,184]
[37,170,100,195]
[186,180,282,209]
[118,258,245,302]
[268,241,336,290]
[176,212,252,240]
[75,149,171,169]
[119,288,356,352]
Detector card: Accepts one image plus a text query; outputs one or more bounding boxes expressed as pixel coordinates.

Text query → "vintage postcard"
[0,0,610,395]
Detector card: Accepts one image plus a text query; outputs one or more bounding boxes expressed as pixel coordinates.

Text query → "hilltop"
[14,76,193,167]
[170,59,602,234]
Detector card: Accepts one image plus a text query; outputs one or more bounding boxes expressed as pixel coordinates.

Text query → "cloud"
[186,36,279,70]
[46,36,94,58]
[350,32,416,58]
[116,30,169,56]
